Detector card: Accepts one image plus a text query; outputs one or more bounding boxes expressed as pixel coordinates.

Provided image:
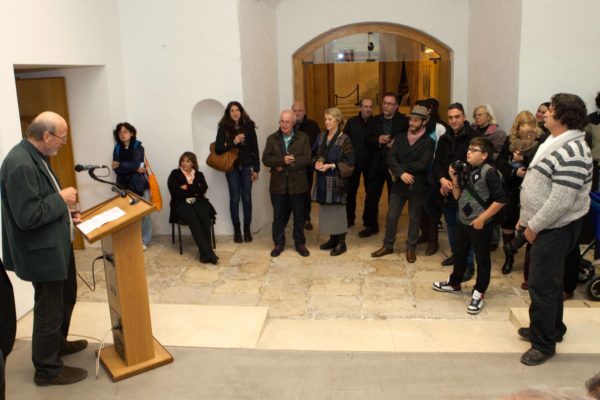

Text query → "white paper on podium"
[77,207,126,235]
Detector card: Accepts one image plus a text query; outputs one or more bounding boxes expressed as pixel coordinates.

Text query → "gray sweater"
[519,130,593,233]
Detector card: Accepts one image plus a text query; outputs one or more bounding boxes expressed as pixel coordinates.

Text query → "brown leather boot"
[406,248,416,263]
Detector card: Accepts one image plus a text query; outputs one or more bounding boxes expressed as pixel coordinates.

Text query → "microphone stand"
[86,168,139,205]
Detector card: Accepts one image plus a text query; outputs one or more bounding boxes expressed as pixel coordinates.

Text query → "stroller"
[582,191,600,300]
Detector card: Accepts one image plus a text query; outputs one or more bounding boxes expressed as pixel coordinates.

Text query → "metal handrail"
[334,84,359,106]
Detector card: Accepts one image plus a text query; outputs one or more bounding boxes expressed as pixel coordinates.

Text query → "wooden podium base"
[98,338,174,381]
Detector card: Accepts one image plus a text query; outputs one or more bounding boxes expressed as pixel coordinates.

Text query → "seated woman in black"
[168,152,218,264]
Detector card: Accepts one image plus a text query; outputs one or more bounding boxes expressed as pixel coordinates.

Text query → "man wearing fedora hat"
[371,105,435,262]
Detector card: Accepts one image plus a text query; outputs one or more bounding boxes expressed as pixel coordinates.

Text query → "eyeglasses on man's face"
[467,147,483,153]
[48,131,68,143]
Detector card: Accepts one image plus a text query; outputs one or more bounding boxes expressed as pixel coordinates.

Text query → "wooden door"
[15,77,84,250]
[303,63,334,131]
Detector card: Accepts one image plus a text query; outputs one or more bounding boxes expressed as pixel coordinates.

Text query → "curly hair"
[113,122,137,145]
[509,111,542,142]
[550,93,588,131]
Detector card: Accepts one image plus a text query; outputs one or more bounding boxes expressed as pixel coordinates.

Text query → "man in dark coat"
[292,101,321,230]
[344,97,376,228]
[371,105,435,262]
[433,103,480,269]
[361,92,408,237]
[0,111,87,386]
[0,258,16,399]
[262,109,312,257]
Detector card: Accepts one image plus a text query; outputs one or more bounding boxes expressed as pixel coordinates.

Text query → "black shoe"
[462,264,474,282]
[34,366,87,386]
[502,245,514,274]
[441,254,455,266]
[490,243,499,251]
[270,245,284,257]
[347,220,355,228]
[320,236,338,250]
[200,255,218,265]
[358,227,379,238]
[330,242,347,256]
[520,347,555,366]
[425,241,439,256]
[304,221,313,231]
[517,327,563,343]
[59,340,88,357]
[233,224,243,243]
[244,232,253,242]
[295,244,310,257]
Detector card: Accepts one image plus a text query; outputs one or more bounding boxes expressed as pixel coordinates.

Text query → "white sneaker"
[142,244,148,251]
[432,279,461,293]
[467,289,484,314]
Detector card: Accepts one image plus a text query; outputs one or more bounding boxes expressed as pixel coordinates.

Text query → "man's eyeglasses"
[48,131,68,143]
[467,147,483,153]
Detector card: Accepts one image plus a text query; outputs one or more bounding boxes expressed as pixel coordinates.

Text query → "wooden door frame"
[292,22,452,112]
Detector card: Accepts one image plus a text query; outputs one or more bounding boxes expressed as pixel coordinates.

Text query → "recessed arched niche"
[191,99,225,164]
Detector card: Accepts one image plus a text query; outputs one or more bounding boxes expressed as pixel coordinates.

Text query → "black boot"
[331,234,347,256]
[233,223,243,243]
[243,223,253,242]
[501,233,515,274]
[425,216,439,256]
[320,235,338,250]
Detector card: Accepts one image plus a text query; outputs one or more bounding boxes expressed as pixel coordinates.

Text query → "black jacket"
[215,122,260,172]
[167,169,215,223]
[366,112,408,176]
[295,117,321,150]
[433,122,480,183]
[344,112,376,170]
[387,131,435,196]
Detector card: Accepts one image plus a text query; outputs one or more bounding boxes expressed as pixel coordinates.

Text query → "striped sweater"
[520,129,593,233]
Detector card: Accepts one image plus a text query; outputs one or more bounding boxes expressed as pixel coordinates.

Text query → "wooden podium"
[78,193,173,381]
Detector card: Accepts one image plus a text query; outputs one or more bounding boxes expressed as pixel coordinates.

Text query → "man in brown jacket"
[262,110,312,257]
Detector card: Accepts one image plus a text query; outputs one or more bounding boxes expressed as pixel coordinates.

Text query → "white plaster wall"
[518,0,600,113]
[117,0,246,235]
[0,0,126,318]
[238,0,279,233]
[467,0,522,130]
[275,0,470,112]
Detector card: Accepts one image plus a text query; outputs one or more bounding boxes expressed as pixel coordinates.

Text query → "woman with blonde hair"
[496,111,543,277]
[472,104,507,160]
[312,108,355,256]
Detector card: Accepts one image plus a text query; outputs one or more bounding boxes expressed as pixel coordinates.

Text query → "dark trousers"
[449,222,492,293]
[176,202,215,259]
[304,168,314,222]
[363,172,392,229]
[528,219,581,354]
[31,248,77,378]
[346,167,368,226]
[271,191,306,246]
[383,190,423,249]
[1,258,16,400]
[563,244,581,293]
[225,165,253,225]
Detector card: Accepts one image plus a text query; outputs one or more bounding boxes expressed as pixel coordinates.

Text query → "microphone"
[111,186,127,198]
[75,164,106,172]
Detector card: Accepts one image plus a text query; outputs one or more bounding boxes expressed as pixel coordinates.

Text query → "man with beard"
[371,105,434,262]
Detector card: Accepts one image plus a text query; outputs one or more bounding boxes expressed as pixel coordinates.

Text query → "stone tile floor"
[74,219,600,322]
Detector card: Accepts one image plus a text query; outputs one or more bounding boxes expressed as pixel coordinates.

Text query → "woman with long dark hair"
[215,101,260,243]
[168,152,218,264]
[112,122,152,248]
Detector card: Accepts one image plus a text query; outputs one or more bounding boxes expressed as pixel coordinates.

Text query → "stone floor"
[74,214,598,322]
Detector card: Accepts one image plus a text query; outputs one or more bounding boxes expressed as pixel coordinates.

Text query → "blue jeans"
[443,206,474,264]
[226,165,253,225]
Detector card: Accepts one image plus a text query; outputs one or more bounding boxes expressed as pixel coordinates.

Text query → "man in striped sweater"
[517,93,593,366]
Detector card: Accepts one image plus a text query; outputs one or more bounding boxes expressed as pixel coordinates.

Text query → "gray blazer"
[1,140,71,282]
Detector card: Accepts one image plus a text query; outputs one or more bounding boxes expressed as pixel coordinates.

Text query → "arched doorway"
[293,22,452,123]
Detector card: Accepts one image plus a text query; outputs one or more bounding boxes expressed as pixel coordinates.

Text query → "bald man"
[292,101,321,230]
[0,112,87,386]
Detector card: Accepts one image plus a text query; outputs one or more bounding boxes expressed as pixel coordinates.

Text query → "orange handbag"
[145,156,163,211]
